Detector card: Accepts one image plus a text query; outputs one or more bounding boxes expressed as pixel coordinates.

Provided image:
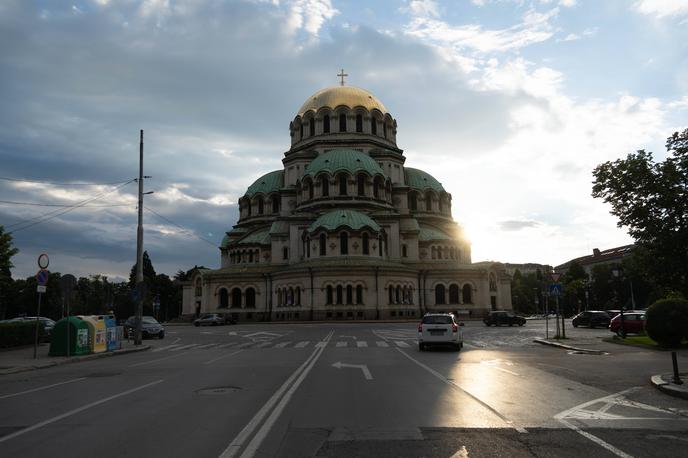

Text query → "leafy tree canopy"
[592,129,688,296]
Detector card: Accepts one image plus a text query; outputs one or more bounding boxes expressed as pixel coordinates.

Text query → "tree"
[0,225,19,319]
[592,129,688,296]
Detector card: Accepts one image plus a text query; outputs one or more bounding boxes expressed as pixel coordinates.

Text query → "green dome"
[245,170,284,197]
[308,210,381,233]
[305,149,385,178]
[418,226,452,242]
[405,168,445,193]
[220,234,231,248]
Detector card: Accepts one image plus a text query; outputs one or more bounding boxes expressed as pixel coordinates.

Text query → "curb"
[0,345,151,376]
[533,338,607,355]
[651,374,688,400]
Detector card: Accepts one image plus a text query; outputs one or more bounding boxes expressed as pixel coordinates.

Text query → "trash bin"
[103,314,120,351]
[49,317,91,356]
[79,315,107,353]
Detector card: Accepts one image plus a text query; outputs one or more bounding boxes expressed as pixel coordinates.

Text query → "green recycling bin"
[49,317,91,356]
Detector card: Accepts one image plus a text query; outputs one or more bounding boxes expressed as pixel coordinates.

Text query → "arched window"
[396,285,401,304]
[356,285,363,304]
[246,288,256,308]
[299,123,303,139]
[462,284,473,304]
[425,193,432,212]
[272,196,280,213]
[257,197,264,215]
[338,173,347,195]
[339,113,347,132]
[321,176,329,197]
[287,287,294,306]
[431,247,437,260]
[246,200,252,216]
[408,287,414,304]
[435,284,446,305]
[249,251,254,263]
[309,118,315,137]
[449,284,460,304]
[340,232,348,255]
[371,118,377,135]
[388,285,394,304]
[296,286,301,305]
[408,193,417,211]
[383,122,387,138]
[378,235,383,256]
[489,273,497,291]
[362,233,369,255]
[219,288,228,308]
[346,285,353,304]
[402,244,408,258]
[308,182,314,200]
[231,288,242,308]
[319,233,326,255]
[336,285,343,304]
[284,246,290,260]
[373,179,379,198]
[326,286,333,304]
[357,174,365,196]
[439,198,445,213]
[323,115,330,133]
[277,289,282,307]
[356,114,363,132]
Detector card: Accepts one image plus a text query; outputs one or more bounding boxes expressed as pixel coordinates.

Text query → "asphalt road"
[1,320,687,457]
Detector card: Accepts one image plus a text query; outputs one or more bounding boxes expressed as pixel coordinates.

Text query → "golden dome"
[297,86,388,117]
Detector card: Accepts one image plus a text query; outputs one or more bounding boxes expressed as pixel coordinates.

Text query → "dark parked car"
[124,316,165,339]
[193,313,227,327]
[609,312,646,337]
[571,311,611,328]
[483,311,526,326]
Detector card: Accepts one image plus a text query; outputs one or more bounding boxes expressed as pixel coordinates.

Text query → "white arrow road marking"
[331,362,373,380]
[274,341,291,348]
[294,341,310,348]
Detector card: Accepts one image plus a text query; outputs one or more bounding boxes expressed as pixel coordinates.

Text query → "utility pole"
[135,130,144,345]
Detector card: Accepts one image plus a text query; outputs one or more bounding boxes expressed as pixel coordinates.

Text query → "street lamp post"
[612,265,625,338]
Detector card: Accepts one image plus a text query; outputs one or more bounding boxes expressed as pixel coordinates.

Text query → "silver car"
[418,313,464,351]
[193,313,226,327]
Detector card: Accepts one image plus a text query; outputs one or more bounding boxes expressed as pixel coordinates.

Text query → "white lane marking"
[195,343,219,350]
[0,379,163,444]
[201,331,215,335]
[238,332,334,458]
[274,341,291,348]
[339,335,357,339]
[0,378,86,400]
[294,341,310,348]
[394,341,409,348]
[170,344,199,352]
[395,348,527,434]
[253,342,273,349]
[219,331,333,458]
[152,344,182,352]
[217,342,240,348]
[557,419,633,458]
[331,362,373,380]
[205,350,244,365]
[245,331,282,338]
[236,342,255,349]
[376,341,389,347]
[450,445,469,458]
[129,352,191,367]
[356,341,368,348]
[315,342,328,348]
[336,341,348,347]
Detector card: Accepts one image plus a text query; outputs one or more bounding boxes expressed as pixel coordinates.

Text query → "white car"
[418,313,464,351]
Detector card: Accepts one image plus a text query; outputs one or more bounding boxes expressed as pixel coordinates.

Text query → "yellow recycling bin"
[79,315,107,353]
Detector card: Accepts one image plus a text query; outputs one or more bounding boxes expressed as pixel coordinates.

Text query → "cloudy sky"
[1,0,686,281]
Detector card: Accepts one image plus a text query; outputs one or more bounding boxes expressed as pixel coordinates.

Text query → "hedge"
[645,298,688,348]
[0,321,46,348]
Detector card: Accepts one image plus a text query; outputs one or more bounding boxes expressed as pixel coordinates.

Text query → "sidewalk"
[0,341,151,376]
[651,373,688,400]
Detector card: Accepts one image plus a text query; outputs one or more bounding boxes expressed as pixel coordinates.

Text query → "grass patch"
[603,334,688,350]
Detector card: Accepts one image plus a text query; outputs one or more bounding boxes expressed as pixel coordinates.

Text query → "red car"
[609,311,645,337]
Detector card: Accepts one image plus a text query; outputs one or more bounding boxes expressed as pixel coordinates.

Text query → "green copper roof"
[405,168,445,193]
[269,220,290,235]
[305,149,385,178]
[418,226,452,242]
[236,228,271,245]
[220,234,231,248]
[308,210,381,233]
[245,170,284,197]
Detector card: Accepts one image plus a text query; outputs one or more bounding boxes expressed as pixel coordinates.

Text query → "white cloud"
[559,0,577,7]
[286,0,338,36]
[561,32,580,41]
[403,0,440,18]
[405,7,558,53]
[634,0,688,18]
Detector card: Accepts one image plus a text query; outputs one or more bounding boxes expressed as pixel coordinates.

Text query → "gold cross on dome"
[337,68,348,86]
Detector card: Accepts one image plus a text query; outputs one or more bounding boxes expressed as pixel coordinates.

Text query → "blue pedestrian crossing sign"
[549,283,563,296]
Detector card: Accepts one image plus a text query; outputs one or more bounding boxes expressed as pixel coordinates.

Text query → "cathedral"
[182,78,512,321]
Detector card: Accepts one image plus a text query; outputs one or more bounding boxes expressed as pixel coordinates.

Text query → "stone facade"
[182,85,512,321]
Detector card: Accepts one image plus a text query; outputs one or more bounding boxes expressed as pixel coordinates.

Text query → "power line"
[7,179,136,233]
[0,176,134,186]
[144,206,218,248]
[0,199,132,208]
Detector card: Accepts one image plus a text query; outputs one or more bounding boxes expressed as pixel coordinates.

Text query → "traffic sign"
[37,253,50,269]
[37,285,47,293]
[550,272,562,283]
[36,269,50,286]
[549,283,563,296]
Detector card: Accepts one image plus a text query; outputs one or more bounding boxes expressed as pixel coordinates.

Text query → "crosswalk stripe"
[336,341,348,347]
[395,341,410,348]
[274,341,291,348]
[237,342,254,349]
[315,342,327,348]
[356,341,368,348]
[254,341,273,348]
[294,341,309,348]
[195,343,219,350]
[170,344,198,352]
[376,341,389,347]
[153,344,182,352]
